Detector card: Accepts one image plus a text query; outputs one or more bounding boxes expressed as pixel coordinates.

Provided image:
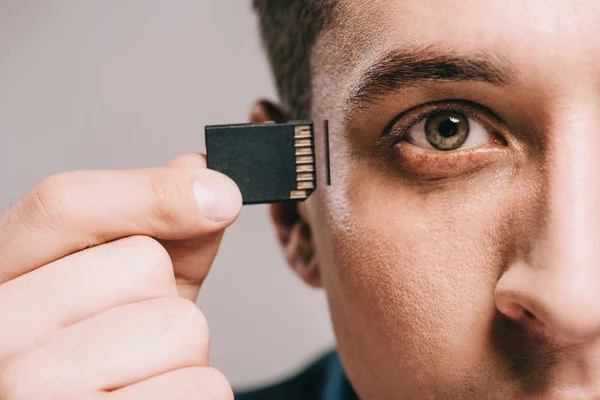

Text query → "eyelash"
[382,99,507,147]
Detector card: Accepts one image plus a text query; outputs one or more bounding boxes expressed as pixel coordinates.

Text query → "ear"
[249,99,289,124]
[250,100,322,288]
[269,200,322,288]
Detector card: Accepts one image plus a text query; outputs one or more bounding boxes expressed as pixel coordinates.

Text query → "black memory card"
[205,121,317,205]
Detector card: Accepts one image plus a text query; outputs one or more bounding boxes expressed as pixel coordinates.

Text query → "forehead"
[334,0,600,47]
[314,0,600,98]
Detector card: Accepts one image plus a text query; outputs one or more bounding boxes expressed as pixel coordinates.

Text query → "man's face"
[302,0,600,398]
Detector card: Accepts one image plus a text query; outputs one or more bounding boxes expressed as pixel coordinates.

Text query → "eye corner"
[490,132,508,147]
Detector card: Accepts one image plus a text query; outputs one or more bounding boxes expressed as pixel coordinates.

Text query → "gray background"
[0,0,334,389]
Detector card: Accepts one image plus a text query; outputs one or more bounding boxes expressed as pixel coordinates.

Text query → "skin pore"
[259,0,600,399]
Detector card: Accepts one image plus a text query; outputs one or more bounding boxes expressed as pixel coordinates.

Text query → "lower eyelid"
[393,142,507,180]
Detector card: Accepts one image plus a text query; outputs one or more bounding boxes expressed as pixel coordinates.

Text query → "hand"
[0,153,242,399]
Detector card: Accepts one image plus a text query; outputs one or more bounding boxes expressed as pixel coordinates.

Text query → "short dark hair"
[252,0,337,119]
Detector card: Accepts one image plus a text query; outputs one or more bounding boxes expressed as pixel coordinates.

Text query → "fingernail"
[193,170,242,222]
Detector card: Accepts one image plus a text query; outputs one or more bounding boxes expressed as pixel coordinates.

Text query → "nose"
[495,258,600,345]
[495,104,600,346]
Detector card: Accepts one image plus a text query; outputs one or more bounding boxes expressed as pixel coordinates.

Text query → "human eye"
[389,101,506,151]
[405,110,491,151]
[384,101,509,178]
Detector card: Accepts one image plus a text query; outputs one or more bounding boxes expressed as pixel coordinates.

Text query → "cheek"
[312,156,542,393]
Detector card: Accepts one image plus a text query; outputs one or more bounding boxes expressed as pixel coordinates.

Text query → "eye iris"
[424,111,469,150]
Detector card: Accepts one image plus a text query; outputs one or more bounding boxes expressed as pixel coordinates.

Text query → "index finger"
[0,153,242,284]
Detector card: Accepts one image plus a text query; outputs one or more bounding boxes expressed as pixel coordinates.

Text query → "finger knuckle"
[157,367,233,400]
[167,297,209,338]
[123,235,176,290]
[149,170,194,227]
[0,203,14,231]
[0,356,45,400]
[128,235,173,268]
[155,297,209,357]
[26,174,70,226]
[197,367,234,400]
[181,367,234,400]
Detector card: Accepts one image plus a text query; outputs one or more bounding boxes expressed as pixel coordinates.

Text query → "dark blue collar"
[320,350,359,400]
[234,350,359,400]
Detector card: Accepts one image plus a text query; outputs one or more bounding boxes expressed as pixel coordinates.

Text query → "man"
[1,0,599,399]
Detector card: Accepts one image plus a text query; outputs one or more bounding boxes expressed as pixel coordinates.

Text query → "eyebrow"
[348,45,518,106]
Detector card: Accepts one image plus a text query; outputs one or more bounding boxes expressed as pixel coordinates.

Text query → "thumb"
[160,152,241,301]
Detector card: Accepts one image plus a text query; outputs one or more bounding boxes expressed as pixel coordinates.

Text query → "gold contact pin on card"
[297,181,315,190]
[290,123,316,200]
[294,125,312,139]
[297,173,314,181]
[295,147,313,156]
[296,155,314,164]
[290,190,308,199]
[296,164,314,172]
[295,139,312,147]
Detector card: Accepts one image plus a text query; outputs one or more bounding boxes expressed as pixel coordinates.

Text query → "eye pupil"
[424,111,469,150]
[437,118,460,138]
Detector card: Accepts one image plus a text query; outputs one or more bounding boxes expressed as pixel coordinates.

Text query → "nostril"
[522,309,535,320]
[496,298,525,321]
[515,307,549,340]
[496,299,550,340]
